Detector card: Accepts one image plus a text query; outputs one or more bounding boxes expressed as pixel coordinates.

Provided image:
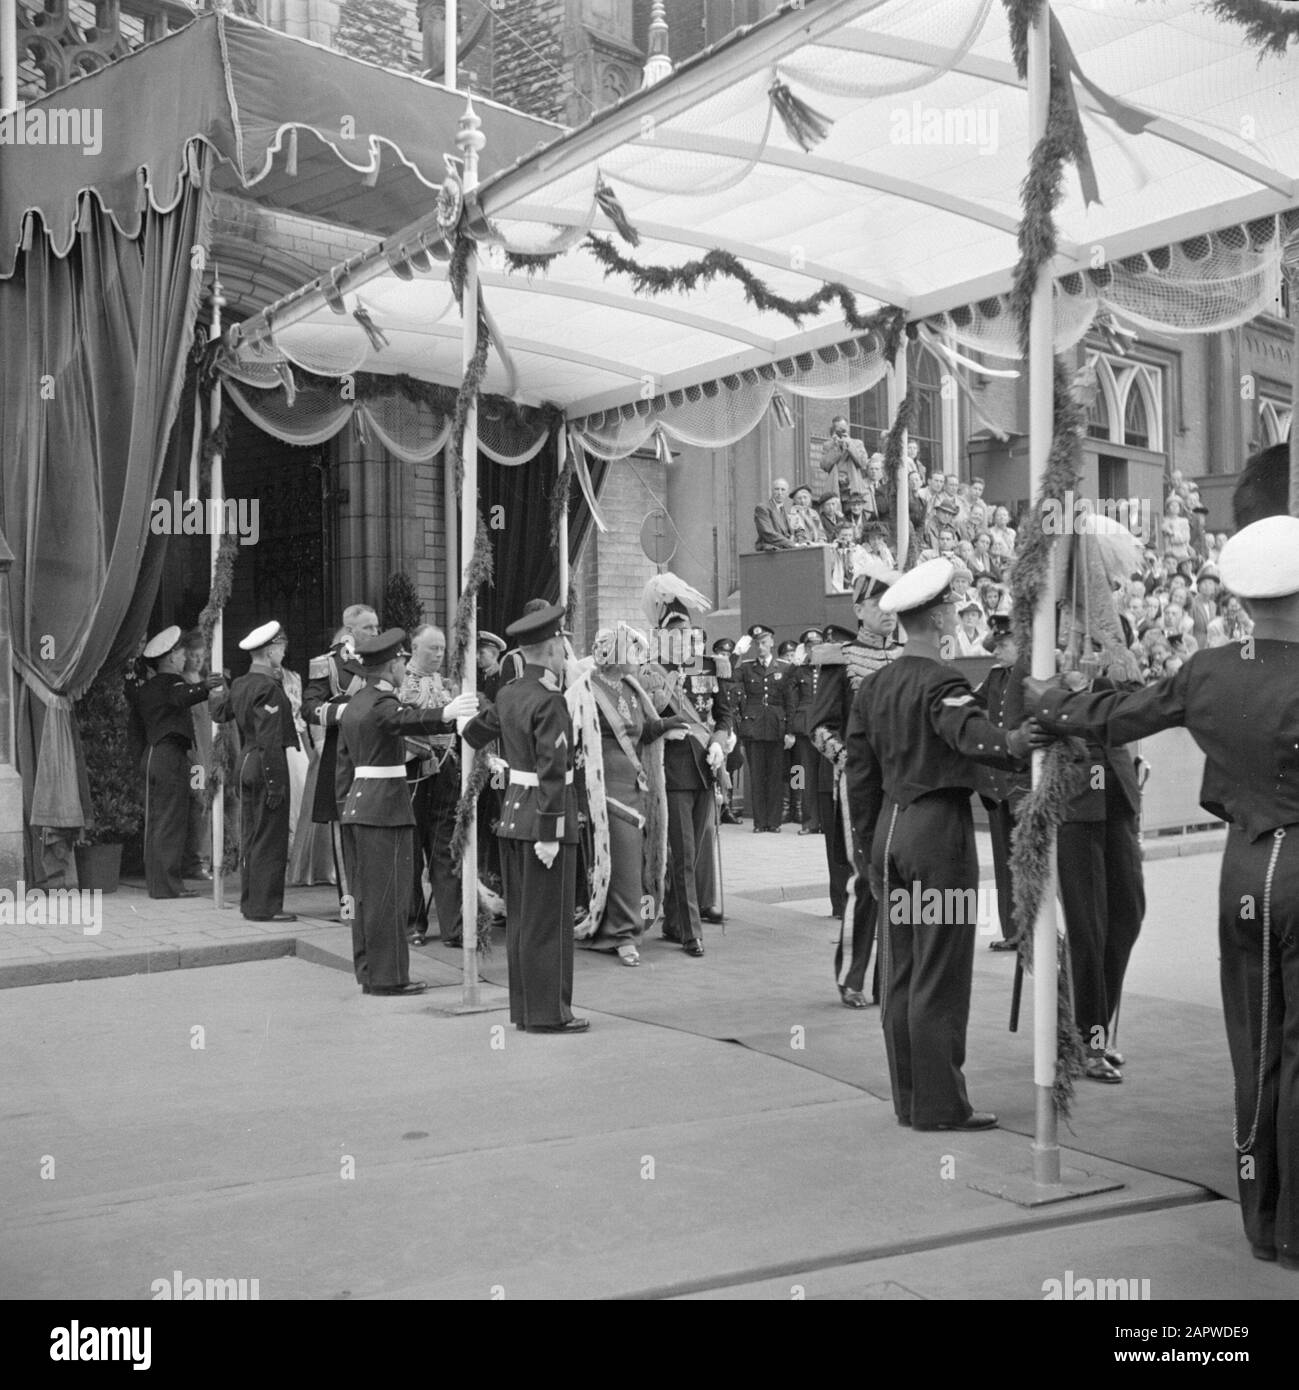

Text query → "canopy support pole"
[444,0,457,93]
[889,342,909,566]
[557,426,570,608]
[1027,0,1061,1188]
[209,267,227,912]
[459,98,485,1010]
[1286,244,1299,517]
[0,0,17,117]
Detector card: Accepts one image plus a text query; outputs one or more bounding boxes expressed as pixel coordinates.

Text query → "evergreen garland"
[549,444,575,552]
[1208,0,1299,57]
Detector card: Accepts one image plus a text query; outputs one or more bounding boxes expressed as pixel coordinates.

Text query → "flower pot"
[74,843,122,894]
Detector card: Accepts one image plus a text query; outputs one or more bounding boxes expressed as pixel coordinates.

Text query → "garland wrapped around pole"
[1208,0,1299,57]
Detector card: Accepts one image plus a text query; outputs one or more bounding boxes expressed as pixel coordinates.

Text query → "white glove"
[793,643,806,666]
[534,840,559,868]
[706,742,725,771]
[443,692,479,721]
[733,634,753,656]
[488,755,509,777]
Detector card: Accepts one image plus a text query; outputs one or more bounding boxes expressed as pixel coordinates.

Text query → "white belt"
[509,770,574,787]
[354,764,407,779]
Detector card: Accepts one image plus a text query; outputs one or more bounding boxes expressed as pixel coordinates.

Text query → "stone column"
[0,525,24,893]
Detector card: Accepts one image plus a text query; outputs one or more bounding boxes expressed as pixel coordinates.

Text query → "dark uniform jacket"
[1030,642,1299,842]
[809,635,900,765]
[214,669,299,801]
[337,679,460,827]
[644,662,734,793]
[302,642,367,819]
[736,657,790,741]
[136,673,211,747]
[462,665,580,843]
[973,660,1031,807]
[846,653,1026,846]
[784,661,824,739]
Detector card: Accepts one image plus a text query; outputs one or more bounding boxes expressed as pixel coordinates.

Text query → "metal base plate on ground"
[967,1165,1125,1208]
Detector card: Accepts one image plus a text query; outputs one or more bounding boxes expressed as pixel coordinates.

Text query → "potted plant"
[73,658,145,892]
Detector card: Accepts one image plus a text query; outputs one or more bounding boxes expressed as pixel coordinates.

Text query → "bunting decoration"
[594,173,640,247]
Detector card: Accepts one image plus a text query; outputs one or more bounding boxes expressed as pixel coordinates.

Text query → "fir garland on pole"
[1208,0,1299,57]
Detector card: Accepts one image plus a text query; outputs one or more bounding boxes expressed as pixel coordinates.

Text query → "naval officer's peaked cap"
[356,628,411,666]
[143,625,183,660]
[1219,516,1299,599]
[238,620,284,652]
[505,603,566,644]
[879,558,956,617]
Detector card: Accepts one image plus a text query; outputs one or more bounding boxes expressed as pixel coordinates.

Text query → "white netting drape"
[573,335,891,459]
[220,358,549,467]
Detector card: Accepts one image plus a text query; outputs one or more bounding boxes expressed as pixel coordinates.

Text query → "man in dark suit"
[644,616,733,955]
[735,624,791,832]
[301,603,376,913]
[214,621,300,923]
[337,629,478,996]
[461,604,588,1029]
[783,627,825,834]
[135,625,226,899]
[754,477,799,551]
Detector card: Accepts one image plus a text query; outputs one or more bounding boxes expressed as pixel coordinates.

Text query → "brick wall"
[488,0,569,123]
[576,456,667,644]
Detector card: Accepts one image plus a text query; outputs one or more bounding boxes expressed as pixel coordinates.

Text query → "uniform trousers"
[980,795,1019,942]
[500,838,576,1028]
[744,738,786,831]
[1057,787,1145,1051]
[836,805,881,998]
[144,739,192,898]
[237,749,290,919]
[664,786,712,944]
[872,791,979,1127]
[411,773,462,942]
[1218,823,1299,1261]
[342,823,413,990]
[817,765,852,918]
[793,734,822,831]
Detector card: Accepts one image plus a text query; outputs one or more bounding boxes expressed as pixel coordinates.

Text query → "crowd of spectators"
[754,417,1253,681]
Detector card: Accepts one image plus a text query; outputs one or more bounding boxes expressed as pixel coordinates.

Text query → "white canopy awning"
[230,0,1299,420]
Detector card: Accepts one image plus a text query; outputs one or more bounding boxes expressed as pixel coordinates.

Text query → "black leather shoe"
[839,988,869,1009]
[526,1018,590,1033]
[441,936,463,948]
[1104,1047,1126,1068]
[177,889,199,898]
[367,981,431,996]
[700,909,723,924]
[988,938,1018,952]
[683,940,705,957]
[245,912,297,922]
[1251,1244,1277,1263]
[752,826,763,833]
[913,1112,998,1131]
[720,809,741,825]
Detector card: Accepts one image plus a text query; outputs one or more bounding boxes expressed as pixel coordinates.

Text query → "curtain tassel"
[653,424,672,465]
[770,390,794,428]
[352,304,389,353]
[769,79,833,153]
[595,174,641,247]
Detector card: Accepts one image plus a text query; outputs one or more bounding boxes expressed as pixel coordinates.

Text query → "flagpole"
[458,96,484,1009]
[0,0,18,118]
[557,426,570,607]
[444,0,457,91]
[1027,0,1061,1187]
[209,266,227,911]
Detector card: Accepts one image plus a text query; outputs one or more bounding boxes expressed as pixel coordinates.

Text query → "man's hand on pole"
[534,840,559,868]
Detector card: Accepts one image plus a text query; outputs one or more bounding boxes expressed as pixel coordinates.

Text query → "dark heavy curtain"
[478,437,607,636]
[0,180,210,881]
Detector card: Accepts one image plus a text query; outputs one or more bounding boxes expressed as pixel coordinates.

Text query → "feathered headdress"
[641,572,711,630]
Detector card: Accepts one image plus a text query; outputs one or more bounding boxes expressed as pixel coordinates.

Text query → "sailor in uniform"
[711,637,745,823]
[302,604,376,911]
[783,627,825,835]
[135,625,226,899]
[1025,515,1299,1268]
[337,629,478,996]
[460,604,589,1030]
[849,559,1043,1130]
[735,624,791,832]
[213,621,300,921]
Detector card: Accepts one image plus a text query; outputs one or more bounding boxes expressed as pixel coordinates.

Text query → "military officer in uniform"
[679,651,728,925]
[807,623,858,922]
[461,604,589,1030]
[302,604,377,912]
[214,621,300,922]
[1025,515,1299,1269]
[814,563,902,1006]
[849,559,1043,1131]
[337,629,478,996]
[735,624,791,832]
[476,630,507,703]
[136,625,226,899]
[783,627,825,835]
[973,614,1029,952]
[643,616,732,955]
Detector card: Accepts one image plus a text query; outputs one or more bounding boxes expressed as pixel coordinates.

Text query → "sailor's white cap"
[1219,516,1299,599]
[238,620,285,652]
[142,625,182,661]
[879,558,955,615]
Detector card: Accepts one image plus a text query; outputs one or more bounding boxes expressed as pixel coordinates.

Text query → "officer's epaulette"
[810,643,847,667]
[309,654,330,679]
